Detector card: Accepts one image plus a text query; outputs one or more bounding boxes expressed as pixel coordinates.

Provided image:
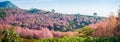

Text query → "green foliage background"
[0,8,6,18]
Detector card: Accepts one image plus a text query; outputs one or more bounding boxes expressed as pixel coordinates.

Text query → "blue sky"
[0,0,120,17]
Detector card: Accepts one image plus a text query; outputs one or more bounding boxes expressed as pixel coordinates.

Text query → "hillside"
[0,1,18,9]
[1,1,120,42]
[0,8,104,31]
[0,1,105,31]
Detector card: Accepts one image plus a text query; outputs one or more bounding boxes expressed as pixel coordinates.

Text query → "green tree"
[51,9,55,13]
[74,26,94,37]
[0,8,6,18]
[28,8,40,13]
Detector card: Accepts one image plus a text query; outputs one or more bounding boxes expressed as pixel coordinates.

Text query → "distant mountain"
[0,1,18,9]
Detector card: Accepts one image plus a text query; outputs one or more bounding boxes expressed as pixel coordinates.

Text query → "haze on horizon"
[0,0,120,17]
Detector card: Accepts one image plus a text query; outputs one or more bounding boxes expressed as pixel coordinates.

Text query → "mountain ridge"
[0,1,18,9]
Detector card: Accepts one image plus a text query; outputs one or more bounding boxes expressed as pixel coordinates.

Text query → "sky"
[0,0,120,17]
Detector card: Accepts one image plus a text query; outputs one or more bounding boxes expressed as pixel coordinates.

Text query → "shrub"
[74,26,94,37]
[1,30,19,42]
[34,36,120,42]
[92,15,118,37]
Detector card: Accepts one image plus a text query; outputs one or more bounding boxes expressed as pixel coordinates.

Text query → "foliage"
[92,15,118,37]
[0,8,6,18]
[74,26,94,37]
[16,27,53,39]
[51,9,55,13]
[28,8,40,13]
[15,36,120,42]
[1,27,19,42]
[66,21,75,31]
[93,13,97,16]
[0,8,104,32]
